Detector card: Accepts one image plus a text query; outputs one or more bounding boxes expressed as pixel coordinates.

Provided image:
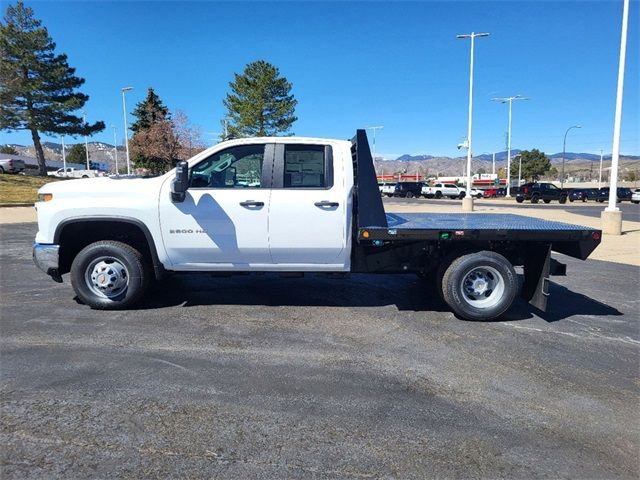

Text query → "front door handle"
[239,200,264,208]
[314,200,339,208]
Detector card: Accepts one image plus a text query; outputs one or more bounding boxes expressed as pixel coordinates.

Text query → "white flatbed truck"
[33,130,601,320]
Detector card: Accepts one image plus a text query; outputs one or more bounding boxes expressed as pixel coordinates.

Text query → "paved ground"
[1,223,639,478]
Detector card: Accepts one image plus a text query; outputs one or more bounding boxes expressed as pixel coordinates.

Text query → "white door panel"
[269,190,344,264]
[159,189,271,266]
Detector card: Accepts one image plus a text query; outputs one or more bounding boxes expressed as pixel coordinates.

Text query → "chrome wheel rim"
[460,266,505,309]
[85,257,129,299]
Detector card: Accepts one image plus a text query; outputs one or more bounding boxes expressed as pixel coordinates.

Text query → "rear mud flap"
[522,246,553,312]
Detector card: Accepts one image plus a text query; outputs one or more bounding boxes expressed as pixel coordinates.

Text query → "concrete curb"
[0,203,34,208]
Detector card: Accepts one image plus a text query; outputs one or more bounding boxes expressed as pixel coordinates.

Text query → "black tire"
[70,240,149,310]
[569,197,574,202]
[531,195,539,204]
[632,201,639,204]
[516,197,524,204]
[582,197,587,202]
[543,199,551,204]
[0,166,4,174]
[459,192,466,199]
[435,191,443,199]
[81,175,89,178]
[406,191,414,198]
[440,251,518,321]
[559,196,567,204]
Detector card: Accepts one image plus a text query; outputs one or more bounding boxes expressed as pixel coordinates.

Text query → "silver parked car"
[0,157,26,174]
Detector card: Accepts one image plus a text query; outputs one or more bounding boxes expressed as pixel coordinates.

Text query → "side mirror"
[171,161,189,203]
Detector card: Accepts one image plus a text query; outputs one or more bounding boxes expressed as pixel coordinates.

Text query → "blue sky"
[1,0,638,158]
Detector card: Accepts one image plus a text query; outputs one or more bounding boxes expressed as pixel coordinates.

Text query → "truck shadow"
[137,273,622,323]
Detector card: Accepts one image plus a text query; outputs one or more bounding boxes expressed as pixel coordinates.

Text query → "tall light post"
[598,149,604,189]
[602,0,629,236]
[492,152,496,176]
[121,86,134,175]
[492,95,529,197]
[82,111,90,170]
[457,31,490,211]
[561,125,581,189]
[61,135,66,172]
[112,125,119,174]
[367,126,384,162]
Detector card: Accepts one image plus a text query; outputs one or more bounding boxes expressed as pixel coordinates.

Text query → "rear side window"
[283,145,332,188]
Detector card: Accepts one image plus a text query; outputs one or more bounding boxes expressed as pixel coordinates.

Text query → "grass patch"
[0,174,66,204]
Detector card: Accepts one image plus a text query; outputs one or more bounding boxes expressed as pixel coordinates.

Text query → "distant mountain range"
[394,150,639,163]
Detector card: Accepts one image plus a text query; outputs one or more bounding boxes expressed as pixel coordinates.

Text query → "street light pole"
[457,31,489,211]
[82,111,90,170]
[492,95,529,197]
[367,126,384,163]
[492,152,495,176]
[61,135,66,172]
[598,149,603,189]
[121,87,134,175]
[605,0,629,217]
[561,125,581,189]
[112,125,119,175]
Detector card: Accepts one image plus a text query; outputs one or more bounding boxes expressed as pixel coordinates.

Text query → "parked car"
[0,158,26,174]
[631,189,640,204]
[596,187,633,203]
[468,188,484,199]
[393,182,424,198]
[422,183,465,199]
[569,188,599,202]
[379,182,397,197]
[483,188,499,198]
[516,182,568,204]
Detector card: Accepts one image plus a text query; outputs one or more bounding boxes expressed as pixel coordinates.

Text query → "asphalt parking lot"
[1,223,639,478]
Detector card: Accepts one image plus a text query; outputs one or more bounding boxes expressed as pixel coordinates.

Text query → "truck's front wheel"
[441,251,517,321]
[71,240,149,310]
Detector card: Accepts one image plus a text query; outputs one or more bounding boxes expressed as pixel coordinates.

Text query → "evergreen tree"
[130,87,169,134]
[518,149,552,181]
[0,145,18,154]
[66,143,86,165]
[0,1,104,175]
[223,60,297,137]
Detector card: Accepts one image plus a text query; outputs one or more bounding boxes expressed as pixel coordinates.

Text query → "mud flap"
[522,245,551,312]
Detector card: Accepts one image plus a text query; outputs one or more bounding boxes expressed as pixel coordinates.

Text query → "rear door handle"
[239,200,264,207]
[314,200,339,208]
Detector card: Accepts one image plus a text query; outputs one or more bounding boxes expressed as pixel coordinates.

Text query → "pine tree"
[130,87,169,134]
[223,60,297,137]
[66,143,86,165]
[0,145,18,154]
[519,149,552,181]
[0,1,104,175]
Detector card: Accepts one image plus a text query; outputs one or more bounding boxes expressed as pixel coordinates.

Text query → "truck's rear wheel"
[71,240,148,310]
[406,191,414,198]
[531,195,539,204]
[559,196,567,204]
[435,191,442,199]
[441,251,517,321]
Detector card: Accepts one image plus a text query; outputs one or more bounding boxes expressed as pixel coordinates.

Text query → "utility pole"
[457,31,490,211]
[492,152,495,176]
[83,111,90,170]
[121,87,134,175]
[61,136,66,172]
[366,126,384,163]
[112,125,119,174]
[492,95,529,197]
[598,149,604,189]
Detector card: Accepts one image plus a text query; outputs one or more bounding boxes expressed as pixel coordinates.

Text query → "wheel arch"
[54,217,165,280]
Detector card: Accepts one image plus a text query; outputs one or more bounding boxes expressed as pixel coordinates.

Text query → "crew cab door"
[158,143,274,268]
[268,143,348,269]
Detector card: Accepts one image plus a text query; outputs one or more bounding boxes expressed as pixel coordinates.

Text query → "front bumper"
[33,243,62,282]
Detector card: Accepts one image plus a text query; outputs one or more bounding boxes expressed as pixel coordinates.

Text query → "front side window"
[190,144,265,189]
[284,145,327,188]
